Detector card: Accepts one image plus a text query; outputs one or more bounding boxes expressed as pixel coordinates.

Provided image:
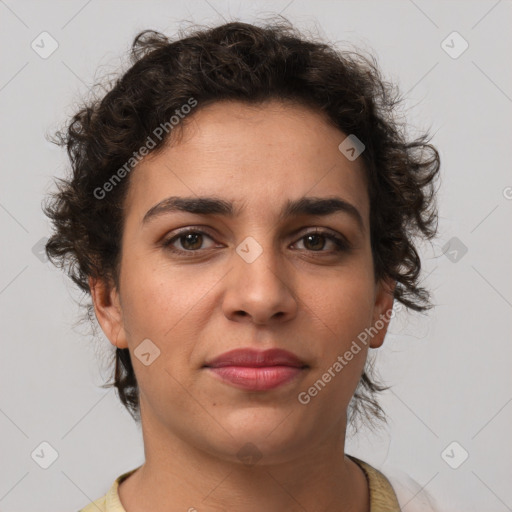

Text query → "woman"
[44,18,440,512]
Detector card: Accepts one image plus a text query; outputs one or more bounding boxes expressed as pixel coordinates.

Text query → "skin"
[90,99,395,512]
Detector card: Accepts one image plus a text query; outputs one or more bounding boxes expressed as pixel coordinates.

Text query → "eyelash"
[161,227,350,256]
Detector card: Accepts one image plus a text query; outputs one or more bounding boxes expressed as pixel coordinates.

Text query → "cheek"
[118,257,223,375]
[300,266,375,337]
[297,268,374,393]
[117,266,198,410]
[119,255,192,336]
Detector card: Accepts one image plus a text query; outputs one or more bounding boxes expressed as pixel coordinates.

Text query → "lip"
[203,348,307,368]
[203,348,309,391]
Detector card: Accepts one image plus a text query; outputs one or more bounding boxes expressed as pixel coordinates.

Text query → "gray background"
[1,1,511,510]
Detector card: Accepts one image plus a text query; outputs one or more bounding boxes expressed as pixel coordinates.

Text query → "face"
[91,99,395,465]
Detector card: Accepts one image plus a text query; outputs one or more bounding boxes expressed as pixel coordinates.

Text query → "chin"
[217,415,307,460]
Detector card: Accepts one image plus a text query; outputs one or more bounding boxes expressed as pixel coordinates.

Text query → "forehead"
[125,99,369,228]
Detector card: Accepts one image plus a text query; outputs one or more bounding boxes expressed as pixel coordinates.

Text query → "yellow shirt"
[79,455,401,511]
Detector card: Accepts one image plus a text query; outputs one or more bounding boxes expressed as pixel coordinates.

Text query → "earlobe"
[89,276,128,349]
[369,276,396,349]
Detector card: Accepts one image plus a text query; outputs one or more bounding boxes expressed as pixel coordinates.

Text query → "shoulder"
[349,454,402,511]
[349,455,441,512]
[385,467,441,512]
[78,494,107,512]
[77,467,140,512]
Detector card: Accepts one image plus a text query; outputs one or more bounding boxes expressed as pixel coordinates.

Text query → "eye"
[293,229,350,253]
[162,229,217,254]
[161,227,350,256]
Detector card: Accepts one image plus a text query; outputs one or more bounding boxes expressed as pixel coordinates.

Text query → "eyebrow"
[142,195,365,233]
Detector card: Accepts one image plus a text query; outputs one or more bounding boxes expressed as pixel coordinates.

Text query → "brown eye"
[302,233,327,251]
[163,229,216,253]
[294,230,349,253]
[179,232,203,250]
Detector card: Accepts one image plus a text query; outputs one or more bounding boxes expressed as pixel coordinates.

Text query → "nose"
[221,238,298,325]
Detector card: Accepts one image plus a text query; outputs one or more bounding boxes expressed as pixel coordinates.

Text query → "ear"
[369,276,396,349]
[89,276,128,349]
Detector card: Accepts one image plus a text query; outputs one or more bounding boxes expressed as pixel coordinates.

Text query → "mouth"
[203,347,308,368]
[203,348,309,391]
[204,365,308,391]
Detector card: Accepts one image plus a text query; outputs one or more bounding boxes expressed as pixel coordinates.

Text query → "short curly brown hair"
[43,18,440,429]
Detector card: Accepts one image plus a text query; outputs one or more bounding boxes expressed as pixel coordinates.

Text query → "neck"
[118,401,369,512]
